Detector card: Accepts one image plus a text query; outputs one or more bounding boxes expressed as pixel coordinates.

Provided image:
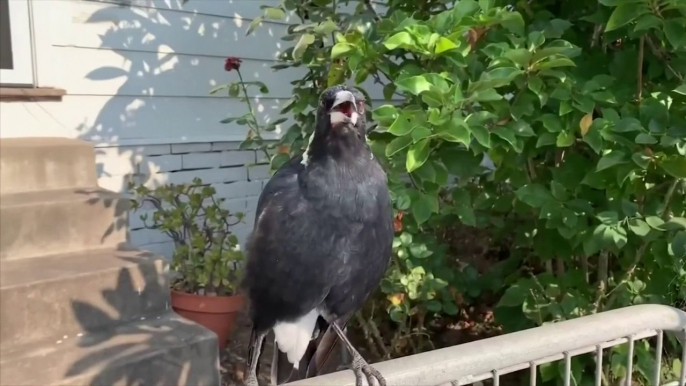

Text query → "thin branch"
[662,179,680,220]
[604,243,648,310]
[637,36,645,102]
[354,312,390,358]
[362,0,380,20]
[645,35,684,81]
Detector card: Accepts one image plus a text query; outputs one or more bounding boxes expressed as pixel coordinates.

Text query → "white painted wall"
[0,0,390,257]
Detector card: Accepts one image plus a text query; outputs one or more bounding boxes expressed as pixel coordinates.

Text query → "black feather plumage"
[242,85,394,385]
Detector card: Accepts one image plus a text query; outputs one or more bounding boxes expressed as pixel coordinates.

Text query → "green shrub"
[238,0,685,381]
[129,179,245,296]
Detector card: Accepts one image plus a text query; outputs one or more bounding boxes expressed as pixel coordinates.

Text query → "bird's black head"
[315,85,367,138]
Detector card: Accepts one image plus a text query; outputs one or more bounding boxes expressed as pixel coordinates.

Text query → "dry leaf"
[580,113,593,137]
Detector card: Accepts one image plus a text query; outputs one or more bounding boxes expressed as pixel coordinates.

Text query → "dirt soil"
[221,311,273,386]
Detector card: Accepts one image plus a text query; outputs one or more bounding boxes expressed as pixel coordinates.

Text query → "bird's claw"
[351,355,386,386]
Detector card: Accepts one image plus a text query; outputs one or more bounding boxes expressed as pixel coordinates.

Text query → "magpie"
[242,85,394,386]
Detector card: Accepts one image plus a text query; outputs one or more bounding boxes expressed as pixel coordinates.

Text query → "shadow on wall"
[69,0,293,254]
[66,246,219,385]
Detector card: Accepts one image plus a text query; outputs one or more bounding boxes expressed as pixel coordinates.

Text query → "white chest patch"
[272,309,320,368]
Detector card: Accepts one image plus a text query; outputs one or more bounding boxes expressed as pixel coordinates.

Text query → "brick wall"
[95,141,270,259]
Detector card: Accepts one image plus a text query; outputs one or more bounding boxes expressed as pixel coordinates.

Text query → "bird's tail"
[270,316,351,385]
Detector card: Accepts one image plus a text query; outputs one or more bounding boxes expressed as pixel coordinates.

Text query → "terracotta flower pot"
[171,290,245,351]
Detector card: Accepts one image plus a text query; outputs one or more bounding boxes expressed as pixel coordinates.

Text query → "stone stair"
[0,138,220,386]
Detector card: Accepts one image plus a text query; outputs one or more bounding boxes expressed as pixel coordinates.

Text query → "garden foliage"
[129,180,245,296]
[223,0,686,382]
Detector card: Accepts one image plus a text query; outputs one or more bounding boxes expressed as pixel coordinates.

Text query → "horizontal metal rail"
[286,305,686,386]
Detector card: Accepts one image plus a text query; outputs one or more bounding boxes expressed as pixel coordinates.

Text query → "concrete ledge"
[0,247,169,346]
[0,138,97,194]
[0,312,220,386]
[0,188,129,260]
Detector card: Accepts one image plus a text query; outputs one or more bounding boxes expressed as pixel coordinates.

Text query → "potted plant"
[129,178,245,350]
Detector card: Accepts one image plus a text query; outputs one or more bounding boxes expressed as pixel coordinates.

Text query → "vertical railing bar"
[492,370,500,386]
[680,329,686,386]
[653,330,663,386]
[595,344,603,386]
[626,336,634,386]
[530,362,537,386]
[563,351,571,386]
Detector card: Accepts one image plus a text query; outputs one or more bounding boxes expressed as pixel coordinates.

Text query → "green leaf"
[425,300,442,312]
[264,7,286,20]
[434,37,458,54]
[674,84,686,95]
[478,0,494,11]
[504,48,532,68]
[372,105,399,127]
[384,31,416,51]
[605,3,647,32]
[412,194,438,225]
[331,43,354,58]
[516,184,556,208]
[645,216,665,229]
[229,83,240,97]
[556,131,575,147]
[613,118,643,133]
[509,121,535,137]
[664,217,686,231]
[584,127,603,153]
[659,155,686,178]
[246,16,264,36]
[498,283,527,307]
[386,135,413,157]
[438,123,471,147]
[635,133,657,144]
[453,188,477,226]
[293,33,315,60]
[396,76,432,95]
[540,114,563,132]
[596,151,627,172]
[473,88,502,102]
[440,148,482,178]
[597,211,619,225]
[406,138,431,172]
[622,200,639,217]
[412,126,432,142]
[442,300,459,315]
[534,57,576,70]
[471,125,491,148]
[628,219,650,236]
[664,19,686,49]
[493,126,517,148]
[551,181,568,201]
[632,152,651,169]
[388,113,415,136]
[537,132,557,147]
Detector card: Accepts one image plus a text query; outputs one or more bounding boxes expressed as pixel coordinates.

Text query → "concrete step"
[0,312,220,386]
[0,138,98,195]
[0,247,170,347]
[0,188,129,260]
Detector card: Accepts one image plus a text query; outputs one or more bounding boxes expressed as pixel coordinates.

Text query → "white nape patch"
[273,309,320,369]
[300,132,317,167]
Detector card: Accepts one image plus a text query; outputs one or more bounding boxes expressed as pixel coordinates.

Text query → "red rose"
[224,57,242,72]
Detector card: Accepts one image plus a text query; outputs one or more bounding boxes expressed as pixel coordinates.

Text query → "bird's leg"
[245,331,267,386]
[331,322,386,386]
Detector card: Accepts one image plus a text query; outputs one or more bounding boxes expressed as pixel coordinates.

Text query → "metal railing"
[286,305,686,386]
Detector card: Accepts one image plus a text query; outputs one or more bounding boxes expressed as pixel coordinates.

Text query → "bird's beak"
[332,91,359,113]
